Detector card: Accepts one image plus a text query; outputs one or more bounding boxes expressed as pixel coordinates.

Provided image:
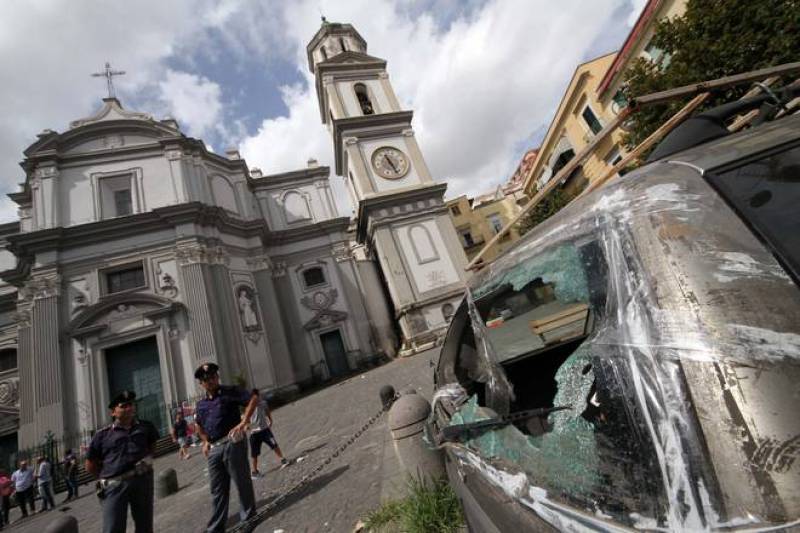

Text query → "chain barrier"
[229,399,394,533]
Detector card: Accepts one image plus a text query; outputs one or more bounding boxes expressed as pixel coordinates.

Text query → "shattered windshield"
[449,237,666,526]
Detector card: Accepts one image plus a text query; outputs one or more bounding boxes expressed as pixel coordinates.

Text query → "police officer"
[194,362,259,533]
[85,391,159,533]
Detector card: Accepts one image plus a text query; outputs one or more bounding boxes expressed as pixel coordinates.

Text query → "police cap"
[195,362,220,381]
[108,390,136,409]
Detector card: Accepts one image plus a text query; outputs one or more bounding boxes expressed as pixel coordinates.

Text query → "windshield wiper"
[435,405,571,445]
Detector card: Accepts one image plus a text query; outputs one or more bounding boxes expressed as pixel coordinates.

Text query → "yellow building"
[447,192,524,263]
[522,0,688,200]
[596,0,688,112]
[522,52,626,198]
[447,148,535,262]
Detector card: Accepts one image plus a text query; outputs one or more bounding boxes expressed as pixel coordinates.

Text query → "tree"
[516,185,579,236]
[621,0,800,149]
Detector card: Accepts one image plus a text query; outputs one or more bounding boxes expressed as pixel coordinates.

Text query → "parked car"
[432,109,800,531]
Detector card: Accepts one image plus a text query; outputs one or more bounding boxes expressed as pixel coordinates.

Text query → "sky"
[0,0,647,222]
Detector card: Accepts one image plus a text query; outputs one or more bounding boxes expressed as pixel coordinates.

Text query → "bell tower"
[308,20,467,353]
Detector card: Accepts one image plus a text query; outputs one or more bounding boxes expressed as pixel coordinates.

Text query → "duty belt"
[100,460,153,488]
[209,436,232,448]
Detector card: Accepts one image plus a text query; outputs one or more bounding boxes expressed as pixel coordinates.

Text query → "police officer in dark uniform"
[194,362,259,533]
[85,391,159,533]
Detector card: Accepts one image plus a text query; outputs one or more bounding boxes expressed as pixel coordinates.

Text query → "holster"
[95,480,106,500]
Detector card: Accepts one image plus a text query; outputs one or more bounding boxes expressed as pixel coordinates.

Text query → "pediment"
[70,98,153,129]
[303,309,348,331]
[319,51,386,67]
[68,293,184,338]
[60,131,166,155]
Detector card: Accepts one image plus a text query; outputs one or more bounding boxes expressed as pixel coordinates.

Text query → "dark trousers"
[102,470,154,533]
[1,495,9,525]
[207,439,255,533]
[38,482,55,510]
[15,487,35,516]
[66,478,79,500]
[0,495,8,527]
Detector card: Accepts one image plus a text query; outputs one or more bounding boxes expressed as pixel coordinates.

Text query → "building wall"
[446,193,524,263]
[523,53,623,198]
[3,99,396,448]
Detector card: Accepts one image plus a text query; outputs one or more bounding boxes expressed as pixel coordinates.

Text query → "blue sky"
[0,0,645,221]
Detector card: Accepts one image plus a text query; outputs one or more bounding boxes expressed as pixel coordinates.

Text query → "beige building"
[446,150,534,262]
[523,0,688,200]
[522,52,625,198]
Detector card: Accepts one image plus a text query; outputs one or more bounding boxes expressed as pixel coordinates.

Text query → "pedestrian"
[10,459,35,518]
[35,456,56,511]
[194,362,259,533]
[85,390,159,533]
[171,411,191,460]
[63,449,79,502]
[0,470,11,528]
[248,390,289,479]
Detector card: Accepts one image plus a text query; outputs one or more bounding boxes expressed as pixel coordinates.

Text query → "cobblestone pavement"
[9,349,437,533]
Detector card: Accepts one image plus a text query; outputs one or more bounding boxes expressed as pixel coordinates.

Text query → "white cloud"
[158,70,223,138]
[627,0,648,26]
[239,0,632,215]
[0,0,642,223]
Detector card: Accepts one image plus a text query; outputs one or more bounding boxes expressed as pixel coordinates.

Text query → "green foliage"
[362,476,464,533]
[516,186,578,236]
[621,0,800,149]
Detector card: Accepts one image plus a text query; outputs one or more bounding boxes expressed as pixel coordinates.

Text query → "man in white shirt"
[248,391,289,478]
[10,460,35,517]
[35,456,56,511]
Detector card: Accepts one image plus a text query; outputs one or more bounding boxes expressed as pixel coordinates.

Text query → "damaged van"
[432,110,800,531]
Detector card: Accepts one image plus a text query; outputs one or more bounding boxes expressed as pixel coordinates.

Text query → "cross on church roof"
[91,62,126,99]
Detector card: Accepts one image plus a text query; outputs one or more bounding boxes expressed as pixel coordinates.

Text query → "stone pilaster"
[177,254,217,362]
[17,272,65,446]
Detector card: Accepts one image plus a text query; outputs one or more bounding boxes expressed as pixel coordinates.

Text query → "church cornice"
[249,166,331,191]
[355,183,447,243]
[266,216,351,245]
[20,127,246,176]
[332,111,414,175]
[0,203,269,286]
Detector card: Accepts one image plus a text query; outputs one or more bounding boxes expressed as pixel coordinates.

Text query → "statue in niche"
[238,287,260,331]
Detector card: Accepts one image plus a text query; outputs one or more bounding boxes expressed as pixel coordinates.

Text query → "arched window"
[0,349,17,372]
[210,175,239,214]
[354,83,374,115]
[442,303,455,321]
[303,267,326,289]
[282,191,312,224]
[408,224,439,264]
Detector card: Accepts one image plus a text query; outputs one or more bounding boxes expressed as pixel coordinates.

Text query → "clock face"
[371,147,410,179]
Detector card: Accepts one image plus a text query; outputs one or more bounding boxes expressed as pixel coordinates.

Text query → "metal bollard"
[156,468,179,498]
[388,391,445,486]
[44,514,79,533]
[379,385,397,410]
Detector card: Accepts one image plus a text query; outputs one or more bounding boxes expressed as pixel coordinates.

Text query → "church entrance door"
[320,330,349,379]
[105,336,167,432]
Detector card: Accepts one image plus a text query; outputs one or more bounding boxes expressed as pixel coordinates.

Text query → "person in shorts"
[248,391,288,479]
[171,412,191,460]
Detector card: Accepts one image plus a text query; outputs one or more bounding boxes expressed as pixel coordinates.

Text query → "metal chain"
[229,402,392,532]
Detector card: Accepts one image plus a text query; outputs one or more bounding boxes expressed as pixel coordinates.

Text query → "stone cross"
[91,62,126,98]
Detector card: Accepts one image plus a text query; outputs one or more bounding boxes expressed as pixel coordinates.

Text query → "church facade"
[0,20,464,453]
